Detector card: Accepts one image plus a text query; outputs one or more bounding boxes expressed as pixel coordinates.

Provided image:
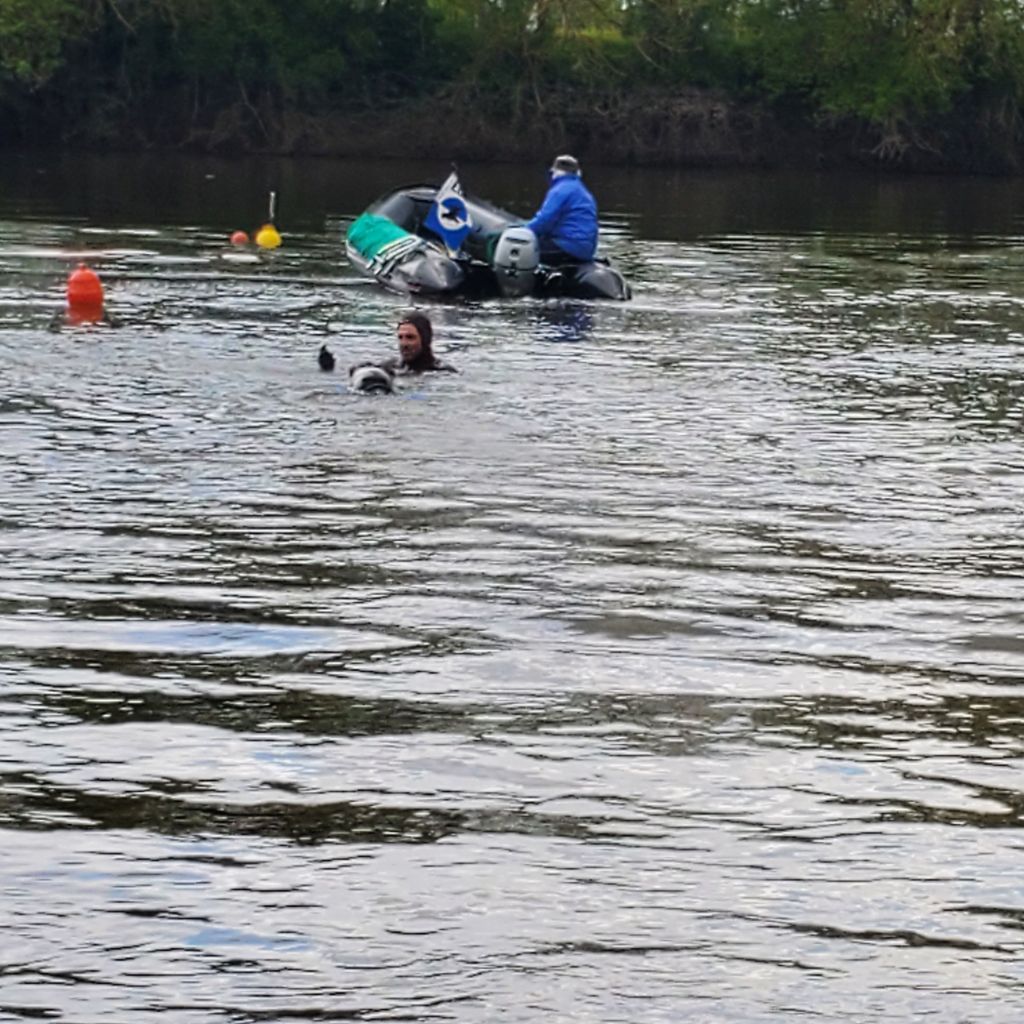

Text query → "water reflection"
[533,302,595,344]
[2,157,1024,1022]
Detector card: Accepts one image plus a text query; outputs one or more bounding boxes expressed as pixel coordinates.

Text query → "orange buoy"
[230,230,249,246]
[67,263,104,311]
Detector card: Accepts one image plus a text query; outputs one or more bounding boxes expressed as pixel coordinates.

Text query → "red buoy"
[67,264,104,311]
[230,230,249,246]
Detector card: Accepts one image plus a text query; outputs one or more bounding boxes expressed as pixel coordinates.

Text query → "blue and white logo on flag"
[425,171,472,254]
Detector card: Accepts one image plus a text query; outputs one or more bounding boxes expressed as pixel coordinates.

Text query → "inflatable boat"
[345,183,631,301]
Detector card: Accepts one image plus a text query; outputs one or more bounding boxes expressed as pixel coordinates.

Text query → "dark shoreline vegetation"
[2,0,1023,174]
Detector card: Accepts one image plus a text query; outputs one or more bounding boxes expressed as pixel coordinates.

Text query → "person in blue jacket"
[525,154,598,265]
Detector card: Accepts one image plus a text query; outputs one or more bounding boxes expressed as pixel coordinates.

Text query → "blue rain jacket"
[525,173,598,261]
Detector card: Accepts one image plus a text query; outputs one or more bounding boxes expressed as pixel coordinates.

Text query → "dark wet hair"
[398,312,440,371]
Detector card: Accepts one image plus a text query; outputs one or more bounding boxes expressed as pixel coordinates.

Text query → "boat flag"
[424,170,472,255]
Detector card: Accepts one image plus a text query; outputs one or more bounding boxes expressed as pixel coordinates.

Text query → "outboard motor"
[349,365,395,395]
[491,227,540,298]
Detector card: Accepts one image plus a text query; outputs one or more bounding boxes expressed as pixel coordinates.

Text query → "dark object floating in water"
[318,344,336,372]
[349,364,395,395]
[345,184,631,301]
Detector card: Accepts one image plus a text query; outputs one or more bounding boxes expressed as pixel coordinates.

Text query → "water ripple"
[2,162,1024,1022]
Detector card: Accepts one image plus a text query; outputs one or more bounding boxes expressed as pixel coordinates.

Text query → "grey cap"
[551,154,581,175]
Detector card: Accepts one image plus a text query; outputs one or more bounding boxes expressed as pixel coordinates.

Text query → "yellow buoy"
[255,223,281,249]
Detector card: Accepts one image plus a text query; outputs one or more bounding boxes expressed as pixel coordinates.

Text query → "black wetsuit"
[378,357,457,375]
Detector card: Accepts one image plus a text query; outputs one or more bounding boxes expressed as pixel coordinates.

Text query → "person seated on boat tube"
[348,312,456,385]
[524,154,598,266]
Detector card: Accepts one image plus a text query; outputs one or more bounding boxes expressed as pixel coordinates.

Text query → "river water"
[1,153,1023,1023]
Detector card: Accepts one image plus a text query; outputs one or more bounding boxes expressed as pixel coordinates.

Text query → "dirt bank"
[6,86,1022,174]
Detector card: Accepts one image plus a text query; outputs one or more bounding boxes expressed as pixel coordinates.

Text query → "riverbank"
[4,87,1022,176]
[296,91,1023,175]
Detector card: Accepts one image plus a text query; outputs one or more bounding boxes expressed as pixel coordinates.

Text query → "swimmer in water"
[385,313,457,375]
[348,312,457,393]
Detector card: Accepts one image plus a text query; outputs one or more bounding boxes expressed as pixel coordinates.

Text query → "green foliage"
[1,0,1023,152]
[89,0,448,106]
[738,0,1024,124]
[624,0,747,89]
[0,0,90,86]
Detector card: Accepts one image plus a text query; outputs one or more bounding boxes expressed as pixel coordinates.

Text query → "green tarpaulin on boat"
[347,212,411,259]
